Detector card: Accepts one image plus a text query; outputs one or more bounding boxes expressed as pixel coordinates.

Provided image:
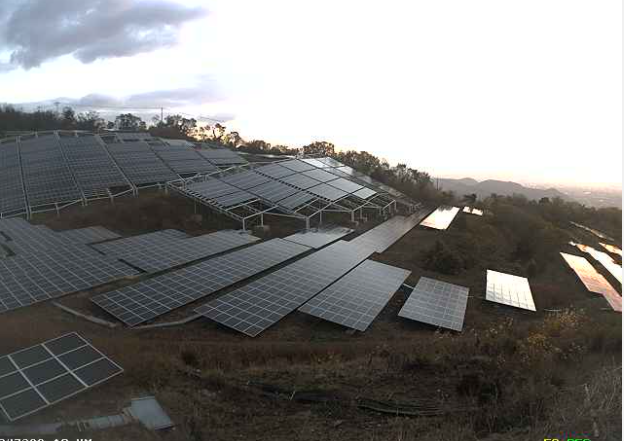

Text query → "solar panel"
[570,222,613,241]
[0,333,122,421]
[117,132,151,141]
[184,179,242,199]
[350,211,428,253]
[220,171,271,190]
[299,260,410,331]
[352,187,377,200]
[56,226,121,244]
[280,160,316,173]
[327,178,363,193]
[0,218,87,254]
[197,148,247,165]
[104,142,178,185]
[302,169,339,183]
[279,192,317,210]
[213,190,258,208]
[307,183,348,201]
[92,239,309,326]
[93,230,188,257]
[0,245,139,314]
[247,180,299,203]
[195,240,372,337]
[463,207,484,216]
[117,231,260,272]
[279,173,321,190]
[254,163,296,179]
[149,144,216,175]
[316,157,344,168]
[58,136,130,191]
[485,270,536,311]
[19,136,83,207]
[420,206,461,230]
[601,243,623,257]
[0,140,27,216]
[575,244,622,283]
[560,252,621,312]
[284,225,354,249]
[398,277,469,331]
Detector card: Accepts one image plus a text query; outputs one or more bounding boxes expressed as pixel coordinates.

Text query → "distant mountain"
[438,178,570,202]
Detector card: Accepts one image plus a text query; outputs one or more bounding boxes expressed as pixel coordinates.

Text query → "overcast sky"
[0,0,621,187]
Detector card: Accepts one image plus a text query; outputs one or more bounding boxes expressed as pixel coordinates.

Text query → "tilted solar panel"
[560,252,621,311]
[485,270,536,311]
[92,239,309,326]
[195,240,372,337]
[420,206,461,230]
[398,277,469,331]
[116,231,260,273]
[0,333,123,421]
[299,259,410,331]
[0,245,139,314]
[284,225,354,249]
[19,136,83,207]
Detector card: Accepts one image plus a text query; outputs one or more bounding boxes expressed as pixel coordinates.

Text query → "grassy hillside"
[1,190,619,440]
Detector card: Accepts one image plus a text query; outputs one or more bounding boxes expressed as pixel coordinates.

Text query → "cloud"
[0,0,207,69]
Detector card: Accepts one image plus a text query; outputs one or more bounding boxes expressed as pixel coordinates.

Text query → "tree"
[114,113,145,131]
[75,111,106,131]
[462,193,478,205]
[303,141,335,156]
[60,107,77,130]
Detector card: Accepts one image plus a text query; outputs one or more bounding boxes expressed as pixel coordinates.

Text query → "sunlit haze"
[1,0,621,186]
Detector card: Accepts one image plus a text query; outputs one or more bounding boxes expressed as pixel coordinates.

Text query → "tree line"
[0,104,621,231]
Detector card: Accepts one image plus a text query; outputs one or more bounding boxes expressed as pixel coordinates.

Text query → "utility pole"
[160,107,164,123]
[54,101,60,114]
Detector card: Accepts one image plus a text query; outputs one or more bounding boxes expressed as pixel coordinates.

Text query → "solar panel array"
[55,226,121,244]
[195,240,372,337]
[104,142,179,185]
[0,140,27,215]
[462,206,484,216]
[0,245,139,313]
[149,143,217,175]
[181,179,259,208]
[173,155,416,219]
[560,252,622,311]
[420,206,461,230]
[99,230,260,273]
[0,218,138,314]
[350,210,429,253]
[284,225,354,249]
[398,277,469,331]
[92,239,309,326]
[92,229,189,256]
[58,136,130,192]
[0,333,123,422]
[197,147,248,165]
[0,130,259,215]
[19,136,83,208]
[575,244,622,284]
[299,260,410,331]
[485,270,536,311]
[601,243,623,257]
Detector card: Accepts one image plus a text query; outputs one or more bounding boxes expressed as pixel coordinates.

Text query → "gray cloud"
[10,79,234,122]
[0,0,207,69]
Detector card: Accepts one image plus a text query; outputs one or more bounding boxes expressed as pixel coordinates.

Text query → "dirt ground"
[2,193,621,440]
